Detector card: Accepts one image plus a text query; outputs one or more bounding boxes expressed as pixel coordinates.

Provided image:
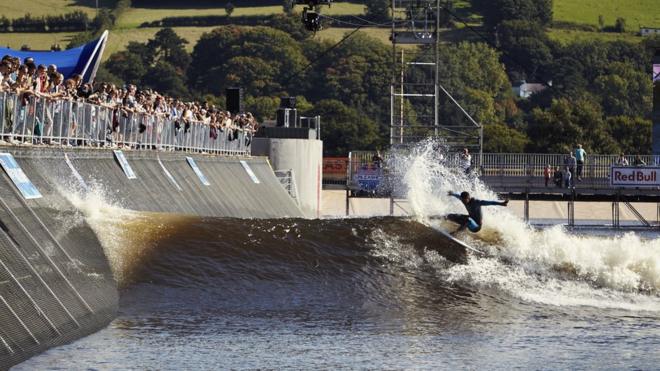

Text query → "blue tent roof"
[0,30,108,83]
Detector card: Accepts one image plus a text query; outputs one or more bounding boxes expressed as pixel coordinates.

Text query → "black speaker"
[276,108,297,127]
[280,96,297,109]
[226,87,243,114]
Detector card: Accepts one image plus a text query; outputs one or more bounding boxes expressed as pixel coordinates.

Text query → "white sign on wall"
[64,153,89,191]
[0,153,42,199]
[610,166,660,187]
[113,150,137,179]
[240,160,260,184]
[186,157,210,186]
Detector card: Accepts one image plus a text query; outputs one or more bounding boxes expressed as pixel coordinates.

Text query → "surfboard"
[431,226,484,256]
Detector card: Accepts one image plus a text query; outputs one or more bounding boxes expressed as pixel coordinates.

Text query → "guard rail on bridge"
[340,151,658,193]
[480,153,656,191]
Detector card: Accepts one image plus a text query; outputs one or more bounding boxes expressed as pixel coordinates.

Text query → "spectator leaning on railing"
[0,53,259,149]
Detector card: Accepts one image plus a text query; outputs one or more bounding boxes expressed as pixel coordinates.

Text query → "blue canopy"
[0,30,108,83]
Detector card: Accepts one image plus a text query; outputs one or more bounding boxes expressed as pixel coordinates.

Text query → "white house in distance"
[640,27,660,37]
[512,80,547,99]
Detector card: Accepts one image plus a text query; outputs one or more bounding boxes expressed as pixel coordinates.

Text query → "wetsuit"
[447,192,506,233]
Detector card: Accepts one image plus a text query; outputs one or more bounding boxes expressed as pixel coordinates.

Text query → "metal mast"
[390,0,482,156]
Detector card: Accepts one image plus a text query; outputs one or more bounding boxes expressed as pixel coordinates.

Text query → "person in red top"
[543,164,551,187]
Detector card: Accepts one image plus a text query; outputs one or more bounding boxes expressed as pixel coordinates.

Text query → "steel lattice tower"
[389,0,482,156]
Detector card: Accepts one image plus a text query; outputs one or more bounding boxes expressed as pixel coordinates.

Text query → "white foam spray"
[390,139,660,311]
[54,177,192,286]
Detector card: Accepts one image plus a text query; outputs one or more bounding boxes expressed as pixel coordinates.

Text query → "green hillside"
[0,1,368,55]
[554,0,660,28]
[1,0,657,56]
[0,0,114,18]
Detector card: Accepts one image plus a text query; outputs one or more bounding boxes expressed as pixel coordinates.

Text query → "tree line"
[98,1,660,156]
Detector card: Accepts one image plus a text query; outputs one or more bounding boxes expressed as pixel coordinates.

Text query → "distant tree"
[431,42,512,128]
[142,61,190,98]
[315,32,390,107]
[125,41,153,65]
[94,65,123,86]
[527,97,619,153]
[225,2,235,17]
[472,0,552,30]
[593,62,652,117]
[265,13,312,41]
[244,95,280,122]
[364,0,389,21]
[147,28,191,72]
[305,99,380,156]
[104,51,146,85]
[497,20,555,81]
[605,116,652,155]
[483,123,528,152]
[614,17,626,33]
[189,26,308,97]
[222,56,279,94]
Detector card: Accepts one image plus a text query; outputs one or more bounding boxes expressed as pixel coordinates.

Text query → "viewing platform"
[324,151,660,228]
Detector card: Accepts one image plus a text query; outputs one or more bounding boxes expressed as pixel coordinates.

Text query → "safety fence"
[0,92,252,155]
[480,153,656,189]
[342,151,658,191]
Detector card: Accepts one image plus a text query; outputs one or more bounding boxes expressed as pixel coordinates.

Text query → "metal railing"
[479,153,657,189]
[343,151,658,191]
[0,92,252,155]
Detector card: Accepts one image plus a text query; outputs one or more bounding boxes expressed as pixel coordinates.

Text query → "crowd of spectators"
[0,54,258,148]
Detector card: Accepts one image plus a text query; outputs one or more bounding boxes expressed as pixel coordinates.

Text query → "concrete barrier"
[252,138,323,218]
[0,146,303,368]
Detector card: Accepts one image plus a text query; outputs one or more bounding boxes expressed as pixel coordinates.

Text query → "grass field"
[317,27,392,45]
[553,0,660,28]
[547,29,643,45]
[0,0,116,18]
[1,0,656,59]
[0,32,77,51]
[116,2,365,29]
[0,27,222,56]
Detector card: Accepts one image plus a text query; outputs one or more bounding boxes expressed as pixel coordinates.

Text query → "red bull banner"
[323,157,348,181]
[610,166,660,187]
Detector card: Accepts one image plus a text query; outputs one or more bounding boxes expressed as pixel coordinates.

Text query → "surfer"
[446,191,508,233]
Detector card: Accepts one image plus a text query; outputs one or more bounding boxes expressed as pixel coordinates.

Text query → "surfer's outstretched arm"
[480,199,509,207]
[447,191,461,200]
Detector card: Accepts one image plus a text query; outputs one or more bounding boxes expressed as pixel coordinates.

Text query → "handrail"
[342,150,658,191]
[0,91,253,156]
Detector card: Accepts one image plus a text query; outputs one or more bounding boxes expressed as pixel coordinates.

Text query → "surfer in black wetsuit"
[446,191,508,233]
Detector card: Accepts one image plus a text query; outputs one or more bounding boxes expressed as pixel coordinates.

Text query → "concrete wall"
[0,146,303,368]
[252,138,323,218]
[8,147,303,219]
[0,150,117,368]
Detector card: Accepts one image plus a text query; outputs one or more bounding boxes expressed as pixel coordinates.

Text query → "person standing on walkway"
[616,153,629,166]
[564,152,576,187]
[563,166,572,188]
[553,166,563,188]
[544,164,551,187]
[574,144,586,181]
[460,148,472,174]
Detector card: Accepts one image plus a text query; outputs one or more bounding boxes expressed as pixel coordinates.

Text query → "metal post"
[345,188,350,216]
[434,0,440,137]
[400,49,404,144]
[524,191,529,222]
